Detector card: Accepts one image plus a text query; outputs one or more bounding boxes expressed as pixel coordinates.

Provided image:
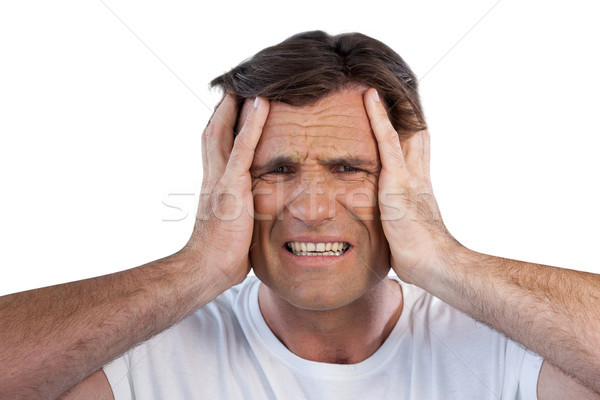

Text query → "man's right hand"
[180,95,270,291]
[0,95,270,400]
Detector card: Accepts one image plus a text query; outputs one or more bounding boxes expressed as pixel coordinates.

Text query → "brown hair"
[210,30,426,139]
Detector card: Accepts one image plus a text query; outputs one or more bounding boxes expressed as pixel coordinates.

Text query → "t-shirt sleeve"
[504,339,543,400]
[102,354,133,400]
[517,349,544,400]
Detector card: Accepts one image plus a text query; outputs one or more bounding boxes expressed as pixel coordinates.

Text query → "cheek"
[337,180,380,221]
[250,183,278,272]
[336,180,389,258]
[362,217,390,268]
[253,181,284,222]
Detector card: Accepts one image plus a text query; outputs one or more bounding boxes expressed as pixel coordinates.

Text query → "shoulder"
[172,276,259,337]
[399,279,479,327]
[103,277,262,399]
[397,278,515,358]
[396,279,543,398]
[109,277,258,368]
[116,277,258,361]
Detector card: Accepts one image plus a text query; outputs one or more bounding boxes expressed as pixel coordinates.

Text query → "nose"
[286,177,336,227]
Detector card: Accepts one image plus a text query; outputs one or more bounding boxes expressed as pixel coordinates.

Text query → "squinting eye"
[273,166,291,174]
[336,165,358,173]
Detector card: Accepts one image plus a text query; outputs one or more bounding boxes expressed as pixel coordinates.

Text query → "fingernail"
[253,97,260,109]
[373,90,380,102]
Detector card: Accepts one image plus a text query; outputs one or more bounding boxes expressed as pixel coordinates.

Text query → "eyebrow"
[251,155,379,173]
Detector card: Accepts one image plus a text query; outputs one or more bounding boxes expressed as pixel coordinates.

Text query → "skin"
[244,90,402,362]
[362,87,600,397]
[0,96,271,400]
[1,88,599,399]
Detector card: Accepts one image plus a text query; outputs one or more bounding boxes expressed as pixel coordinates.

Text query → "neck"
[258,278,403,364]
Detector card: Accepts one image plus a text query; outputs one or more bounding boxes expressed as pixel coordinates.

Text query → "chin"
[256,266,387,312]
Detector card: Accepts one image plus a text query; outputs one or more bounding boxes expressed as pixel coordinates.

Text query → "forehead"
[247,89,378,167]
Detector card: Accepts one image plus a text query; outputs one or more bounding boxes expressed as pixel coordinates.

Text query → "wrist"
[171,245,242,301]
[410,237,471,294]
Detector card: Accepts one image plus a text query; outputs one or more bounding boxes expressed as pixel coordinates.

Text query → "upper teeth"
[286,242,349,256]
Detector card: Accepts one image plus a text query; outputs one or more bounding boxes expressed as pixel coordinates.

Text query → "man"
[1,31,599,399]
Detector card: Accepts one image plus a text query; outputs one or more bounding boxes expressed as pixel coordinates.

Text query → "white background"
[1,1,598,295]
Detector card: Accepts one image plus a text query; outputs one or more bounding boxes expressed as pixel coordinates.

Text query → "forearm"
[0,93,263,400]
[423,245,600,391]
[0,250,227,400]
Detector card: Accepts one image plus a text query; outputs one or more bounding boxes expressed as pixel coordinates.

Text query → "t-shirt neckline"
[240,277,412,379]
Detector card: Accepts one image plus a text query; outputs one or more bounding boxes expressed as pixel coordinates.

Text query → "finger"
[421,129,431,180]
[202,95,237,181]
[401,129,431,179]
[363,88,408,176]
[225,97,270,177]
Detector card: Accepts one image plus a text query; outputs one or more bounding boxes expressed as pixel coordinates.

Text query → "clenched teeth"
[286,242,350,256]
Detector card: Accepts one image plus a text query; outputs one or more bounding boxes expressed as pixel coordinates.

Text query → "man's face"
[246,88,391,311]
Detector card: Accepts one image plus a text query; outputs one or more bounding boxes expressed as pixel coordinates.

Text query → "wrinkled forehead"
[239,89,378,165]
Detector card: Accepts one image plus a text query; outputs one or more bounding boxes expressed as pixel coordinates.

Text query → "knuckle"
[386,144,403,159]
[386,144,405,165]
[383,125,400,141]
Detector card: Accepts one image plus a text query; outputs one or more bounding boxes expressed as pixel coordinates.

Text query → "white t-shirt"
[103,277,543,399]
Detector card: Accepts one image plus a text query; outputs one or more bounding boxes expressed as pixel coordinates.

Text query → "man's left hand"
[363,88,459,287]
[364,88,600,397]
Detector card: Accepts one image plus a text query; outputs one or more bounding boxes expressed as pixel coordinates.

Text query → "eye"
[272,166,292,174]
[335,165,359,173]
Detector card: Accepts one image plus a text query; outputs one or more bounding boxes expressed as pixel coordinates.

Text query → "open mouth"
[285,241,351,256]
